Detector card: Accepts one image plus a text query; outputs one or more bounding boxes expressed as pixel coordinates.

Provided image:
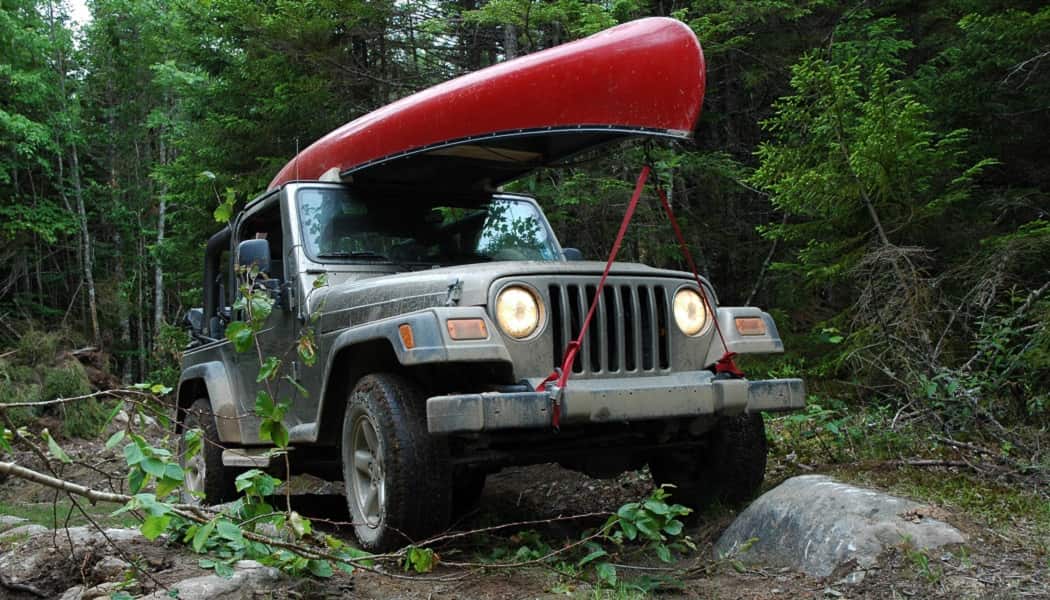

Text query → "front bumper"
[426,373,805,434]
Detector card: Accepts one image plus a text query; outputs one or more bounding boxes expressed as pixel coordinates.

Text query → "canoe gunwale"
[336,125,693,181]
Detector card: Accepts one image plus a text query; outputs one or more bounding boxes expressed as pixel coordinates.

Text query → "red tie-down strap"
[652,185,743,378]
[538,166,743,431]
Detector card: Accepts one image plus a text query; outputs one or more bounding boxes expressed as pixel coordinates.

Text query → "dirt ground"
[1,431,1047,599]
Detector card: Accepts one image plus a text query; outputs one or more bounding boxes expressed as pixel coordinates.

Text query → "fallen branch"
[0,461,129,505]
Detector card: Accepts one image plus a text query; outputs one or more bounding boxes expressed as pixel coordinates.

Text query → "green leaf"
[254,391,275,416]
[643,498,671,515]
[213,561,235,578]
[595,562,617,586]
[249,292,274,323]
[164,462,184,480]
[182,428,202,460]
[578,548,608,567]
[104,430,126,450]
[193,519,216,552]
[307,559,333,578]
[141,457,167,478]
[42,429,72,463]
[257,356,281,382]
[260,420,289,448]
[216,519,243,542]
[635,516,660,541]
[141,514,171,541]
[620,519,638,541]
[662,519,684,536]
[155,476,181,498]
[297,335,316,366]
[128,467,146,494]
[404,546,436,573]
[225,321,254,353]
[655,543,672,563]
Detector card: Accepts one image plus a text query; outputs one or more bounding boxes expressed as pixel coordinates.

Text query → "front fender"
[177,361,243,443]
[325,306,513,367]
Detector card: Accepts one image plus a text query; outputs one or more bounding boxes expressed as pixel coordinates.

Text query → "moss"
[0,359,38,386]
[42,361,106,438]
[14,328,61,367]
[0,379,38,427]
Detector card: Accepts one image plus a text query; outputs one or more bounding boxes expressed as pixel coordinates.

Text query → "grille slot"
[548,282,671,376]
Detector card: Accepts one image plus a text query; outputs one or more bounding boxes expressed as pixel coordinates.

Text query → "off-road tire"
[178,398,236,504]
[650,413,767,511]
[341,373,452,552]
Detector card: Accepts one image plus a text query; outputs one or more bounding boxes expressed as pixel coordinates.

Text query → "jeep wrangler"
[178,182,805,551]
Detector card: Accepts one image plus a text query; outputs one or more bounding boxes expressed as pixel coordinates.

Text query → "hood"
[312,261,708,331]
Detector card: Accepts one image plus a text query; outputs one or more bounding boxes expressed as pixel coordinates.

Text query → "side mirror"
[563,247,583,261]
[236,239,271,275]
[183,308,204,334]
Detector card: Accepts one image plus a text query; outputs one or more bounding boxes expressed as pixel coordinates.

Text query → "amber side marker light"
[398,324,415,349]
[735,317,767,336]
[447,318,488,340]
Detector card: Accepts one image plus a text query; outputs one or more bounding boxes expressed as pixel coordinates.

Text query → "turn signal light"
[398,324,416,349]
[735,317,767,336]
[447,318,489,340]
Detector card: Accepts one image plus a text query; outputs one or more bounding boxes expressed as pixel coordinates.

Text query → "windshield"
[296,187,561,265]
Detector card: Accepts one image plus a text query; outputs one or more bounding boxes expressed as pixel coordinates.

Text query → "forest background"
[1,0,1047,457]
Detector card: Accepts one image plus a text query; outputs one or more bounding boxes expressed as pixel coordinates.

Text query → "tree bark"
[70,143,101,346]
[153,136,167,336]
[504,24,518,59]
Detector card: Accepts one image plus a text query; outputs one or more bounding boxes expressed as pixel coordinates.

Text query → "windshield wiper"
[316,251,392,262]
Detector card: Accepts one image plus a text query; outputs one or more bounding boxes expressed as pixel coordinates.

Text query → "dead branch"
[0,461,129,505]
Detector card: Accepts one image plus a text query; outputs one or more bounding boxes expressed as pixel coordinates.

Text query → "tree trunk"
[153,137,167,336]
[137,220,147,379]
[504,24,518,60]
[70,143,101,347]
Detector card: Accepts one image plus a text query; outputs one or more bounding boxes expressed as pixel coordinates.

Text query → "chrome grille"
[548,282,671,375]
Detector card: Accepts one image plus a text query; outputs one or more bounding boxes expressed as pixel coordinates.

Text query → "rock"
[715,475,966,578]
[0,523,48,542]
[82,581,129,599]
[140,560,282,600]
[59,585,85,600]
[92,555,131,580]
[0,526,143,584]
[0,515,29,532]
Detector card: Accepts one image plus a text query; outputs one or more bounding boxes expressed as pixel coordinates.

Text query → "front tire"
[650,413,768,511]
[178,398,235,504]
[341,373,452,552]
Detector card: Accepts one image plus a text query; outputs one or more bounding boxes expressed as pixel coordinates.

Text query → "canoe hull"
[268,17,705,191]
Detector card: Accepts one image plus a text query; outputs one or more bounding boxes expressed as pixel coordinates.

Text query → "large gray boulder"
[715,474,965,578]
[139,560,282,600]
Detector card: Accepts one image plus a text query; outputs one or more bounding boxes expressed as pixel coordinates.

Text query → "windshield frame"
[293,185,565,267]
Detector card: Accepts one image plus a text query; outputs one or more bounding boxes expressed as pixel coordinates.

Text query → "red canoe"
[267,17,705,192]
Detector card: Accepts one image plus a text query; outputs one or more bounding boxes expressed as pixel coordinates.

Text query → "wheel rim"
[350,414,384,527]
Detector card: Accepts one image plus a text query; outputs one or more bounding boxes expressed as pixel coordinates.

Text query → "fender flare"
[177,361,243,443]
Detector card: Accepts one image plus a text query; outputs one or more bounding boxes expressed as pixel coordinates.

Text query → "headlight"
[495,286,542,339]
[673,288,708,336]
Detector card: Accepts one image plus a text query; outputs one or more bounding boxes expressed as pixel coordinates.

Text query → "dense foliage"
[1,0,1047,432]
